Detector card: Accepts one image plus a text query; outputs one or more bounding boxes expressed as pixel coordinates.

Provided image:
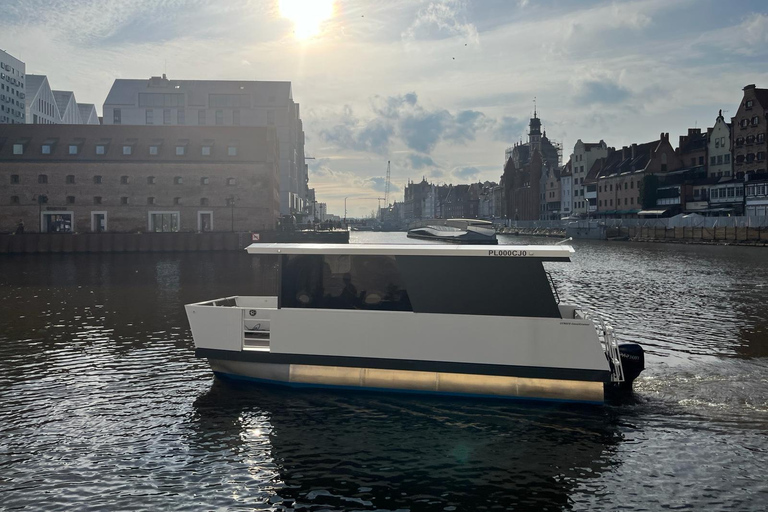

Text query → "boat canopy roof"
[246,243,573,261]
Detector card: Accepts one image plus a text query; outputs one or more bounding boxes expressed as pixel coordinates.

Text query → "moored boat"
[185,243,644,404]
[407,219,498,244]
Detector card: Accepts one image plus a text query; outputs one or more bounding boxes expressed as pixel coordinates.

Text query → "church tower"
[529,106,542,153]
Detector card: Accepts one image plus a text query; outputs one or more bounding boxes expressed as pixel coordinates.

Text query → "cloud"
[364,176,401,194]
[399,109,450,152]
[454,166,480,180]
[493,116,527,142]
[407,154,437,169]
[319,106,394,154]
[402,0,479,43]
[574,79,631,105]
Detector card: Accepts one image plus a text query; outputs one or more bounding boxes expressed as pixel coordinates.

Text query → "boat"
[407,219,498,244]
[185,243,644,404]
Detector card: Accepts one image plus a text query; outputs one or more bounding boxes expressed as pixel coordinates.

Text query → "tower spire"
[533,96,537,118]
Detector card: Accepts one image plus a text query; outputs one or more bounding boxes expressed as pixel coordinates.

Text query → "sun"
[279,0,335,40]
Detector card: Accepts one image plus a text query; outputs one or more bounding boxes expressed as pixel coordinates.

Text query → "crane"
[384,160,391,207]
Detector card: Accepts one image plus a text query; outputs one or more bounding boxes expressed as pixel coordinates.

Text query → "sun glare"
[279,0,334,40]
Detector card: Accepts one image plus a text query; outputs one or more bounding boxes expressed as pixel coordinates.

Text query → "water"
[1,233,767,510]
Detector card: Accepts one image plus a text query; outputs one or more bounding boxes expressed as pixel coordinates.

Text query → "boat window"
[281,254,412,311]
[251,254,280,297]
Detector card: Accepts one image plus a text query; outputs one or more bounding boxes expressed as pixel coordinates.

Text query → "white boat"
[407,219,498,244]
[185,243,644,404]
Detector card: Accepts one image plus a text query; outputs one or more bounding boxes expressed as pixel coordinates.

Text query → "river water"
[1,233,766,511]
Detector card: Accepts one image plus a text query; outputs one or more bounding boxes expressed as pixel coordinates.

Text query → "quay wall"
[0,230,349,254]
[610,226,768,245]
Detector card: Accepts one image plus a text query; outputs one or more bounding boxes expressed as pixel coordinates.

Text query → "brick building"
[731,84,768,176]
[0,125,279,233]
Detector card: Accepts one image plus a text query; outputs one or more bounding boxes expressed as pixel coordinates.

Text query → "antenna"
[533,97,537,117]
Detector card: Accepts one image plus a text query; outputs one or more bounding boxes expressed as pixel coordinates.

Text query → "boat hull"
[208,358,605,404]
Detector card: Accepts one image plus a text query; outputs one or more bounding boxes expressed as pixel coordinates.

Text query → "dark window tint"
[281,254,412,311]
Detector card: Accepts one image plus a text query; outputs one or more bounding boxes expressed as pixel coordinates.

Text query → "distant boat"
[407,219,498,245]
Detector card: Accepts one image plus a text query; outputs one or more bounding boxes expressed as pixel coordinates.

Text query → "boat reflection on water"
[191,379,625,510]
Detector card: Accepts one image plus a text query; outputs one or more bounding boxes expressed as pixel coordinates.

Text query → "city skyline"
[3,0,768,215]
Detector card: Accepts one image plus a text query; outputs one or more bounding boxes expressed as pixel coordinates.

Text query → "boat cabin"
[242,244,571,319]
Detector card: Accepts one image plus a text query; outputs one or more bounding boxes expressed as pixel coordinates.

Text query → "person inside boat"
[339,272,362,308]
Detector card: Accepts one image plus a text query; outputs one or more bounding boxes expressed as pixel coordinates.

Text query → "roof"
[104,78,294,107]
[25,74,48,99]
[52,90,75,116]
[245,243,574,260]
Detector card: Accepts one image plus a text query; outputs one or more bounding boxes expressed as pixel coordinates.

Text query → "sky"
[3,0,768,217]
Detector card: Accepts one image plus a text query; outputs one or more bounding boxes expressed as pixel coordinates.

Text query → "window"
[747,153,755,163]
[226,197,235,206]
[227,146,237,156]
[66,196,75,204]
[121,197,129,205]
[174,176,183,185]
[149,212,180,232]
[215,110,224,125]
[147,197,155,205]
[747,135,755,144]
[11,195,19,204]
[11,174,19,184]
[138,93,185,107]
[752,116,759,126]
[715,138,720,148]
[177,109,185,125]
[736,137,744,146]
[281,255,412,312]
[741,119,748,128]
[42,144,52,154]
[202,146,211,156]
[599,200,602,207]
[113,109,121,124]
[173,197,181,205]
[724,154,731,164]
[147,176,156,185]
[624,182,628,190]
[149,145,159,155]
[69,145,78,155]
[13,144,23,154]
[610,199,613,206]
[630,181,634,189]
[609,184,613,191]
[631,197,634,204]
[198,110,206,125]
[699,156,704,165]
[233,109,240,125]
[758,134,765,143]
[145,109,154,124]
[94,196,102,205]
[746,100,754,109]
[96,145,106,155]
[200,197,209,206]
[66,175,75,184]
[38,174,47,184]
[267,109,275,125]
[163,109,171,125]
[599,186,602,192]
[123,145,132,155]
[717,155,723,165]
[201,177,209,185]
[94,175,102,184]
[176,146,185,156]
[121,176,130,184]
[227,177,236,186]
[758,152,765,161]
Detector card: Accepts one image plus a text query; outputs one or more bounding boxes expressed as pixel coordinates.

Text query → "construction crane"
[384,160,391,207]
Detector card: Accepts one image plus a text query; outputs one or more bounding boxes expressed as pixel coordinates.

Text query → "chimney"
[622,146,628,160]
[631,143,637,159]
[744,84,756,91]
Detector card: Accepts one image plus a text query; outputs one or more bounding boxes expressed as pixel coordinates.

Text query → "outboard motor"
[618,343,644,387]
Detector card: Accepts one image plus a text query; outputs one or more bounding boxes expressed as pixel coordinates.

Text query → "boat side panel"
[269,309,609,373]
[185,304,243,352]
[209,359,604,404]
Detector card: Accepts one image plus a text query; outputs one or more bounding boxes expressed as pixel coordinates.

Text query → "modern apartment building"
[0,49,26,124]
[102,75,307,215]
[25,74,99,125]
[0,124,280,233]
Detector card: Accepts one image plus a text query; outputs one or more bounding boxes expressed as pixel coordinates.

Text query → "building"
[593,134,682,218]
[732,84,768,176]
[0,124,280,233]
[24,74,100,125]
[503,112,561,221]
[0,49,26,124]
[541,165,561,220]
[677,128,707,170]
[560,159,573,218]
[403,178,436,221]
[102,75,307,215]
[745,173,768,217]
[707,110,732,178]
[570,140,609,216]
